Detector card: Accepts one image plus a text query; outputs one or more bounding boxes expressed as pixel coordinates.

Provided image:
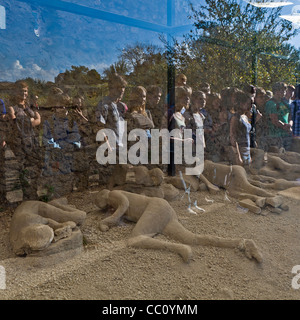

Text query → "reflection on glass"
[0,5,5,29]
[281,5,300,28]
[244,0,293,8]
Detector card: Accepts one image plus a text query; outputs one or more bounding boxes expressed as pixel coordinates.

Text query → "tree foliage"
[47,1,300,98]
[58,65,101,85]
[101,1,299,95]
[103,43,168,88]
[103,59,130,79]
[181,0,299,91]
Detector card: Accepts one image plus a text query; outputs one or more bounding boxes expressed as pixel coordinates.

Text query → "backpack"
[291,100,300,123]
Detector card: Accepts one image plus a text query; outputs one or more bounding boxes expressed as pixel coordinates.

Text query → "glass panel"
[0,1,299,200]
[0,5,5,29]
[0,1,300,300]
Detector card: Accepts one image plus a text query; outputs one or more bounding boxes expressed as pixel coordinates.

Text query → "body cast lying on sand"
[94,189,263,264]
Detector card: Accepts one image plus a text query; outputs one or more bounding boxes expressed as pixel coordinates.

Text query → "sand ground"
[0,184,300,300]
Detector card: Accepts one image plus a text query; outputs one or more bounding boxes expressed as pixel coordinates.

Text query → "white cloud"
[88,62,110,73]
[0,60,58,82]
[32,64,42,72]
[0,60,109,82]
[13,60,24,70]
[0,5,5,30]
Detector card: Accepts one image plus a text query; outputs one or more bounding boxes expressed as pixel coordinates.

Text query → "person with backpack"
[290,84,300,139]
[289,84,300,153]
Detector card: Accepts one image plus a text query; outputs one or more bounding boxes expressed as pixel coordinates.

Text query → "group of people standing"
[96,73,300,173]
[0,80,90,199]
[0,73,300,201]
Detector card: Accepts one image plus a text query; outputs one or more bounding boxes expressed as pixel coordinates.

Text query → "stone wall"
[0,148,23,205]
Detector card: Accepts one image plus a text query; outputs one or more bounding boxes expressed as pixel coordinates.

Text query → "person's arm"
[103,132,113,151]
[230,116,243,165]
[206,112,213,132]
[96,103,108,127]
[234,141,243,165]
[255,109,262,123]
[31,111,41,127]
[146,110,155,129]
[75,107,89,122]
[8,106,16,120]
[289,102,294,127]
[266,101,291,132]
[288,112,293,127]
[269,113,291,132]
[160,111,168,130]
[98,190,129,232]
[230,116,238,147]
[171,136,194,143]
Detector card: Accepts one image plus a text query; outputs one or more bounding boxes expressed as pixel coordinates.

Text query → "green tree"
[62,65,101,85]
[103,59,130,79]
[184,0,299,91]
[119,43,163,73]
[104,43,168,89]
[86,69,101,85]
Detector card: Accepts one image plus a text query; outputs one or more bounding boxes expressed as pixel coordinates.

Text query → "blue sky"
[0,0,299,82]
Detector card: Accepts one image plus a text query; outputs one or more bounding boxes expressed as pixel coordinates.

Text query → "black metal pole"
[167,0,176,176]
[167,51,176,176]
[252,34,258,86]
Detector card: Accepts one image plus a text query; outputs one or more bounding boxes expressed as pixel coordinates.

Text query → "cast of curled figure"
[9,198,86,256]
